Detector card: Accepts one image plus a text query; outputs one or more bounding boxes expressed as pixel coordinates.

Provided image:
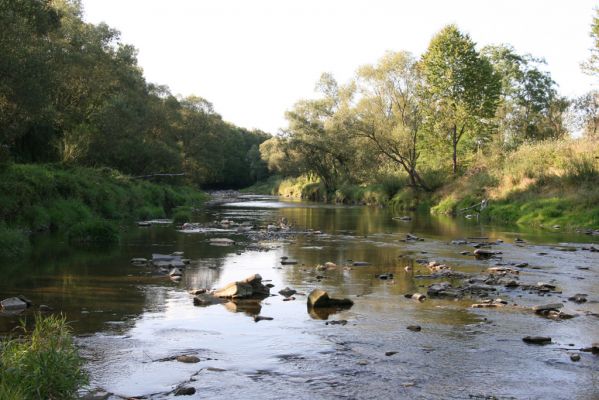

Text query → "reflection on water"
[1,197,599,399]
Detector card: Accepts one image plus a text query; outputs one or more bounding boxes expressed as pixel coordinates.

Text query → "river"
[1,195,598,399]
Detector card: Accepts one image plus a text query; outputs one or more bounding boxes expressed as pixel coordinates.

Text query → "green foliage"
[67,219,119,244]
[0,314,88,400]
[0,224,30,261]
[172,206,193,224]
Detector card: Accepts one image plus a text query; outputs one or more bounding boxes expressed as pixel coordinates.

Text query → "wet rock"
[568,294,588,303]
[451,239,468,245]
[324,262,337,269]
[460,251,471,255]
[407,325,421,332]
[570,353,581,362]
[376,273,394,280]
[172,251,184,256]
[169,267,183,277]
[193,294,226,307]
[174,386,196,396]
[278,287,297,297]
[214,274,270,299]
[130,257,148,265]
[307,289,354,309]
[522,336,552,345]
[352,261,370,266]
[394,216,412,221]
[326,320,348,326]
[406,233,423,241]
[254,315,274,322]
[487,267,519,275]
[17,295,32,307]
[385,351,398,356]
[176,355,200,363]
[580,343,599,354]
[473,249,500,259]
[152,254,185,269]
[189,288,207,295]
[532,303,563,313]
[1,297,28,311]
[210,238,235,246]
[411,293,426,301]
[537,282,556,290]
[427,282,460,298]
[280,260,298,265]
[39,304,53,312]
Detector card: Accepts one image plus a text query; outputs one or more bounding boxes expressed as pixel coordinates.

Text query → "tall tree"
[353,51,429,190]
[582,7,599,76]
[420,25,500,174]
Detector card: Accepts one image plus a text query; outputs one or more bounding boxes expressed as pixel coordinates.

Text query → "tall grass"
[0,314,88,399]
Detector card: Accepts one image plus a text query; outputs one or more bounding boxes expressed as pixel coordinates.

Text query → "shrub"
[0,314,88,399]
[172,206,193,224]
[67,219,119,244]
[0,225,30,261]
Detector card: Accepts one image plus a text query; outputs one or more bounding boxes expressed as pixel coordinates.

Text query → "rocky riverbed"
[1,194,598,399]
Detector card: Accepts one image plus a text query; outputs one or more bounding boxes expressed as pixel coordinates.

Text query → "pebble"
[407,325,422,332]
[570,354,581,362]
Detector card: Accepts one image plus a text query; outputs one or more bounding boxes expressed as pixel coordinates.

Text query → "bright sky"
[82,0,597,134]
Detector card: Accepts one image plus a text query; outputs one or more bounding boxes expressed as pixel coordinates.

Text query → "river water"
[1,195,598,399]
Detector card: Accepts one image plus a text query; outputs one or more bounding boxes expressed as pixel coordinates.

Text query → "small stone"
[39,304,53,312]
[176,355,200,363]
[254,315,274,322]
[278,287,297,297]
[385,351,398,356]
[568,294,588,304]
[407,325,421,332]
[411,293,426,301]
[522,336,552,345]
[570,354,581,362]
[174,386,196,396]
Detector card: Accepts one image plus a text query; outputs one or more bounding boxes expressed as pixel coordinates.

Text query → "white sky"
[82,0,597,134]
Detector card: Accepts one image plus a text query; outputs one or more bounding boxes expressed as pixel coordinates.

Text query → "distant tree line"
[260,23,598,193]
[0,0,269,188]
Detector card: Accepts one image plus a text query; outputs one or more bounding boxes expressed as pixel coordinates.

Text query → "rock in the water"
[278,287,297,297]
[324,262,337,269]
[169,267,183,277]
[254,315,274,322]
[307,289,353,309]
[407,325,421,332]
[176,355,200,363]
[532,303,563,313]
[352,261,370,266]
[570,353,581,362]
[152,254,186,268]
[213,274,270,299]
[39,304,53,312]
[411,293,426,301]
[427,282,460,298]
[210,238,235,246]
[385,351,398,356]
[473,249,499,259]
[174,386,196,396]
[280,260,298,265]
[522,336,552,345]
[131,257,148,264]
[1,297,28,311]
[568,294,588,303]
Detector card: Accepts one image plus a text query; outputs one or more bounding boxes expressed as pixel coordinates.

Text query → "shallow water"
[1,196,598,399]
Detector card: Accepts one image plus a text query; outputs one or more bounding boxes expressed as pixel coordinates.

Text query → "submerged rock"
[174,386,196,396]
[193,294,226,307]
[407,325,421,332]
[568,294,588,303]
[473,249,500,259]
[352,261,370,266]
[176,355,200,363]
[152,254,185,269]
[278,287,297,297]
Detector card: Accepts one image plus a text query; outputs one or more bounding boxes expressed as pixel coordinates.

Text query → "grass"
[67,219,119,244]
[0,314,88,399]
[172,206,193,224]
[0,163,208,258]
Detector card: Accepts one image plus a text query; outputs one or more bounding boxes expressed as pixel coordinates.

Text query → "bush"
[0,225,30,261]
[67,219,119,244]
[172,206,193,224]
[0,314,88,399]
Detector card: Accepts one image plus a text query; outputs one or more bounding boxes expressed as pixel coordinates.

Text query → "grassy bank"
[248,138,599,230]
[0,314,87,399]
[428,138,599,228]
[0,163,207,259]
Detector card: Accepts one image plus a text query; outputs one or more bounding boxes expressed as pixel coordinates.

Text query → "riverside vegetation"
[253,19,599,230]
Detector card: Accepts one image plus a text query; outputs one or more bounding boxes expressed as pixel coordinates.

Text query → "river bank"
[247,138,599,231]
[0,163,207,260]
[1,194,597,399]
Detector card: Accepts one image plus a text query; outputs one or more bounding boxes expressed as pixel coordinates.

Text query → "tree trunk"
[452,126,458,175]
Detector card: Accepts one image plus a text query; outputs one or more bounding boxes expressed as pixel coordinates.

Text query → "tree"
[482,44,563,146]
[420,25,500,174]
[582,7,599,76]
[353,51,429,190]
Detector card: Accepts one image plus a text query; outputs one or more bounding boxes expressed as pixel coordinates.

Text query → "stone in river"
[522,336,552,345]
[385,351,398,356]
[176,355,200,363]
[213,273,270,299]
[209,238,235,246]
[411,293,426,301]
[307,289,353,309]
[473,249,499,259]
[532,303,563,312]
[570,353,581,362]
[169,267,183,277]
[39,304,53,312]
[278,287,297,297]
[352,261,370,266]
[254,315,274,322]
[407,325,421,332]
[1,297,28,311]
[568,294,588,303]
[193,294,226,307]
[174,386,196,396]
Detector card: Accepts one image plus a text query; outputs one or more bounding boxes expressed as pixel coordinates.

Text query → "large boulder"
[307,289,353,308]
